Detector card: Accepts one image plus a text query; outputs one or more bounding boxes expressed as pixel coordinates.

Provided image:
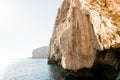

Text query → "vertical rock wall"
[48,0,120,71]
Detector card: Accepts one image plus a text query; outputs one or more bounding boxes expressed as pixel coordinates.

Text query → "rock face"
[48,0,120,77]
[32,46,49,58]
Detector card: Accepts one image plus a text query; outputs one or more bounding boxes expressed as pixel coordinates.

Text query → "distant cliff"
[32,46,49,58]
[48,0,120,79]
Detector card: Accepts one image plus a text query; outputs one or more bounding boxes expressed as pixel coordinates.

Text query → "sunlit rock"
[48,0,120,78]
[32,46,49,58]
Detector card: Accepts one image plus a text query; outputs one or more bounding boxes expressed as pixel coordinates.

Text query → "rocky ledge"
[48,0,120,79]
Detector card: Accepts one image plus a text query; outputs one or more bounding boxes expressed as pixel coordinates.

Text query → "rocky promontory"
[48,0,120,79]
[32,46,49,58]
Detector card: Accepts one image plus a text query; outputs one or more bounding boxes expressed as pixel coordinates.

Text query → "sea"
[0,59,119,80]
[0,59,65,80]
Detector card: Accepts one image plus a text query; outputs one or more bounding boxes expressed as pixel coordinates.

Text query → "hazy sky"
[0,0,63,59]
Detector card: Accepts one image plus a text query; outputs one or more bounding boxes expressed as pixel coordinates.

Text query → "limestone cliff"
[32,46,49,58]
[48,0,120,73]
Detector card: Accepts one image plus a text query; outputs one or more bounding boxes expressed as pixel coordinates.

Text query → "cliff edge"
[48,0,120,79]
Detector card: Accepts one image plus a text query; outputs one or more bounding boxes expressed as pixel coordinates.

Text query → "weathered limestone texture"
[48,0,120,72]
[80,0,120,49]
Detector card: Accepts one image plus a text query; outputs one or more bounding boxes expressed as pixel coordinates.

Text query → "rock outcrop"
[48,0,120,79]
[32,46,49,58]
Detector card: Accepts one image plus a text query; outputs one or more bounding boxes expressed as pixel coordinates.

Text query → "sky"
[0,0,63,59]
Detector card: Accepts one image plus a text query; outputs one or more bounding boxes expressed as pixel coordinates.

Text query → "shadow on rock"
[48,47,120,80]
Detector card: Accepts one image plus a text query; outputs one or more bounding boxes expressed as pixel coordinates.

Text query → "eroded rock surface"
[48,0,120,74]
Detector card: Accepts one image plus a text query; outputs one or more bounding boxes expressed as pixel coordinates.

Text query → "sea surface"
[0,59,65,80]
[0,59,119,80]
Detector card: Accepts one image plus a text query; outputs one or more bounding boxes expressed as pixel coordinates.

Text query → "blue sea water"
[0,59,64,80]
[0,59,120,80]
[116,75,120,80]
